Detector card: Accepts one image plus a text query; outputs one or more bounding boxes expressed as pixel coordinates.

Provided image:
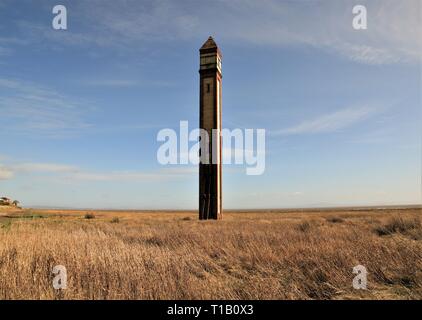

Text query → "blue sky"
[0,0,421,209]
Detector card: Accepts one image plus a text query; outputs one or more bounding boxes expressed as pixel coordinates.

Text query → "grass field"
[0,206,421,300]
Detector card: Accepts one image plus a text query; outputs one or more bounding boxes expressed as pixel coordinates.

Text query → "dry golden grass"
[0,207,421,300]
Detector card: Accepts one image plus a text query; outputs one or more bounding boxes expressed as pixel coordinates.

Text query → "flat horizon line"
[21,204,422,212]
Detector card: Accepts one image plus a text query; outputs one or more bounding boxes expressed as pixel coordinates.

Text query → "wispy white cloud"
[0,36,31,57]
[219,0,421,65]
[1,157,197,182]
[0,165,14,180]
[63,166,198,182]
[3,0,419,65]
[42,1,422,64]
[66,169,191,182]
[0,78,93,137]
[80,78,174,88]
[10,163,79,174]
[0,161,78,180]
[331,43,402,65]
[0,46,11,56]
[271,105,378,136]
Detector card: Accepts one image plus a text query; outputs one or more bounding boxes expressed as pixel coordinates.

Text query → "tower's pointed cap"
[200,36,218,50]
[200,36,222,56]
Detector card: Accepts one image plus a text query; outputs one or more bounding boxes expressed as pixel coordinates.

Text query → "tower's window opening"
[206,83,210,93]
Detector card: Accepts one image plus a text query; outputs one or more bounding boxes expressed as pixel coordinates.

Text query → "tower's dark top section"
[200,36,217,50]
[200,36,222,56]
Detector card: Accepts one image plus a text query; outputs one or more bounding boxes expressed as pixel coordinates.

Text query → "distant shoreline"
[19,204,422,213]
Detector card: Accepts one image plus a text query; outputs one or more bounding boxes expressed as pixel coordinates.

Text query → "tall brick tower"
[199,36,222,220]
